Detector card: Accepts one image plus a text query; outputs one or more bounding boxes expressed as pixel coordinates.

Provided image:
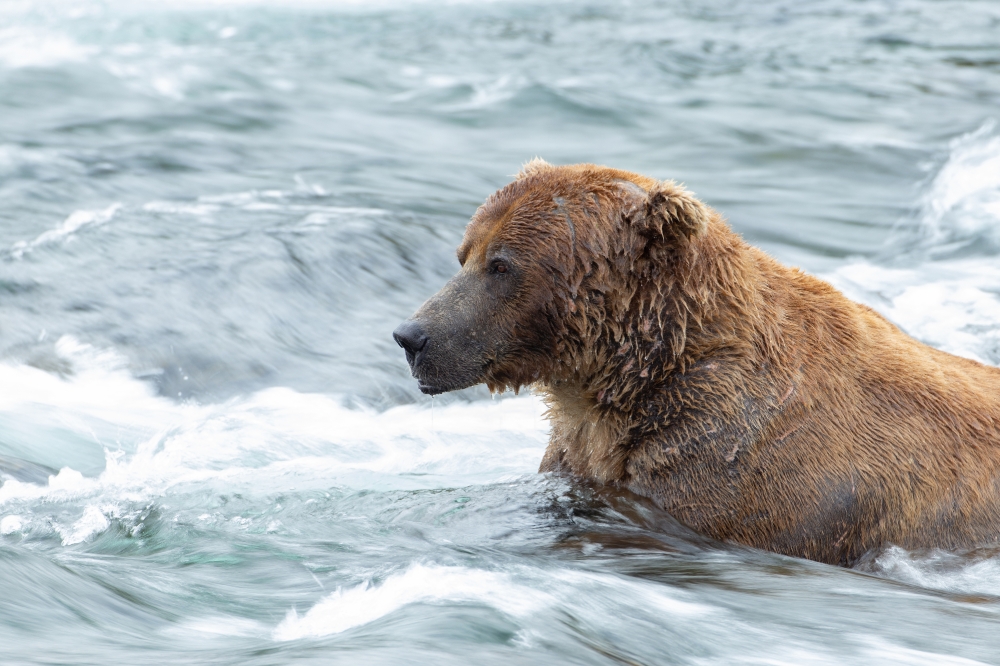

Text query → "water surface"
[2,0,1000,663]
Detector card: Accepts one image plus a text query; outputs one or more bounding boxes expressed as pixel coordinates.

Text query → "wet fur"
[424,161,1000,566]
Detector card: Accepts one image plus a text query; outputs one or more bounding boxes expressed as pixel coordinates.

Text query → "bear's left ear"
[636,181,710,243]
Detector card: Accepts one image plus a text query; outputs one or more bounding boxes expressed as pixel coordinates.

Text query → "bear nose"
[393,320,429,367]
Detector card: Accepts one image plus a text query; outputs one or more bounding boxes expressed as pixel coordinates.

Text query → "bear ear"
[516,157,553,180]
[637,181,710,243]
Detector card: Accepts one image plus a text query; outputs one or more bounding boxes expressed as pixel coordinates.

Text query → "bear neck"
[538,217,786,481]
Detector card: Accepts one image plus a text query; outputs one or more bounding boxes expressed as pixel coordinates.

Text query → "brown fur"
[402,161,1000,566]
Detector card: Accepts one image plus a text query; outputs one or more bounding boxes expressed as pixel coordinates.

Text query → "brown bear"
[393,160,1000,566]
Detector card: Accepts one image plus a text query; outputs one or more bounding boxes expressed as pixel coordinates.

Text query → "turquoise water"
[2,0,1000,663]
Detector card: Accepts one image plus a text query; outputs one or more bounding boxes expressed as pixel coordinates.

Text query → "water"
[2,0,1000,662]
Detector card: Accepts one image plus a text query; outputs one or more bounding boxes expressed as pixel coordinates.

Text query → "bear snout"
[393,319,429,370]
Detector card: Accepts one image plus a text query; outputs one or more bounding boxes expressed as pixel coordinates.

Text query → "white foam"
[0,27,96,69]
[48,467,89,492]
[59,504,111,545]
[871,546,1000,598]
[0,515,23,535]
[827,258,1000,364]
[273,563,709,641]
[273,564,548,639]
[919,121,1000,246]
[10,203,122,259]
[0,336,549,520]
[199,190,288,206]
[0,336,176,433]
[824,123,1000,366]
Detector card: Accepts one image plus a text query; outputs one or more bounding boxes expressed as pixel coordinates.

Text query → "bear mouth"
[410,357,495,396]
[416,381,445,395]
[415,366,490,395]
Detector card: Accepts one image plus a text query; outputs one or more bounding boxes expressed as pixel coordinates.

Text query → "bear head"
[393,160,713,397]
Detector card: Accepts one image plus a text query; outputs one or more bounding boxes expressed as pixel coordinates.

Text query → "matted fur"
[404,162,1000,566]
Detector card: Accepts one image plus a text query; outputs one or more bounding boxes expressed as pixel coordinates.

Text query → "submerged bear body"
[394,161,1000,566]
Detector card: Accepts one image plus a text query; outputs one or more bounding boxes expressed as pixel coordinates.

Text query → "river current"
[2,0,1000,663]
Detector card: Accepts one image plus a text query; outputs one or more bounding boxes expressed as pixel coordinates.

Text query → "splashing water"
[920,122,1000,252]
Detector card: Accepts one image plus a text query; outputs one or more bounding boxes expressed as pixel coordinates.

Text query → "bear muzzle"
[393,319,430,370]
[392,319,451,395]
[393,314,494,395]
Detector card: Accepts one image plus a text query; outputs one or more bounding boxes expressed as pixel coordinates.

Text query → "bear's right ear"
[636,181,710,244]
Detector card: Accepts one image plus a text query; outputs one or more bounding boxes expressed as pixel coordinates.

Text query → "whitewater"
[2,0,1000,663]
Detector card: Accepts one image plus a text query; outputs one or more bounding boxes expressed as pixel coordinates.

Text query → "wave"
[5,184,386,261]
[825,121,1000,366]
[917,121,1000,253]
[273,562,709,641]
[271,558,997,665]
[7,204,122,260]
[0,336,548,544]
[867,546,1000,598]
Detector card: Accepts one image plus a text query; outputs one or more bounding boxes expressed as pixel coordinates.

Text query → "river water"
[2,0,1000,663]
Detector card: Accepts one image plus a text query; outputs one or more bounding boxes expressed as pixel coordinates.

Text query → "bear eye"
[491,259,509,275]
